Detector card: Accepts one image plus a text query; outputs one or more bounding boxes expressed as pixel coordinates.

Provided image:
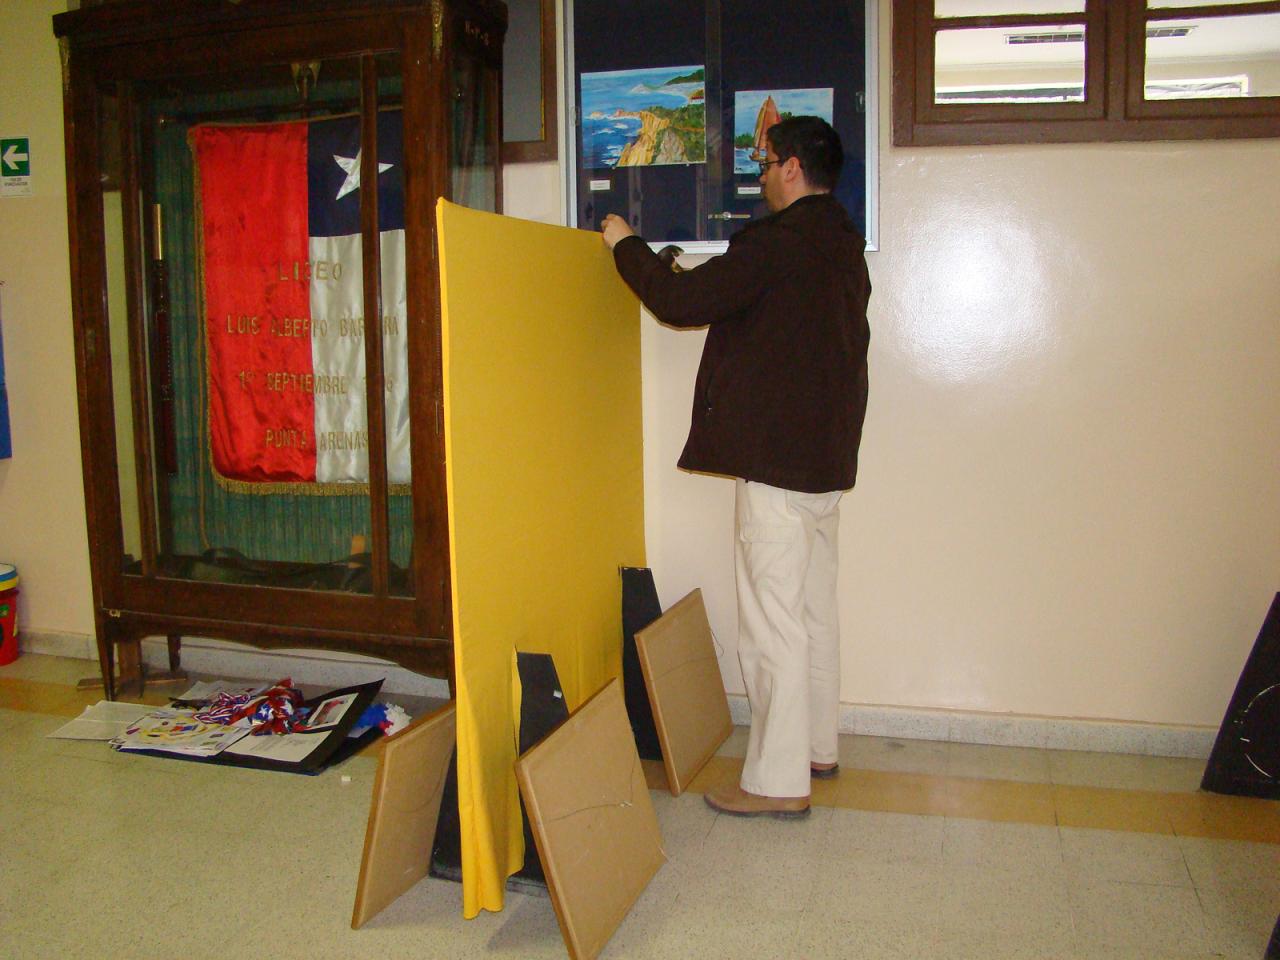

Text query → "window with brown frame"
[893,0,1280,145]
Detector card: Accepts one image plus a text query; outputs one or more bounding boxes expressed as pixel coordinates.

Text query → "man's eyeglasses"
[757,159,781,175]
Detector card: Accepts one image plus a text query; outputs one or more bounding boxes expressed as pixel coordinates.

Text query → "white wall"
[0,0,95,637]
[5,0,1278,729]
[507,1,1280,728]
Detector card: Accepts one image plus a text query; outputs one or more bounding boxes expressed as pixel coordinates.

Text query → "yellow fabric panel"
[436,200,646,918]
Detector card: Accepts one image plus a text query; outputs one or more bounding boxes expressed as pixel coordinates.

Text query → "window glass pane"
[374,53,414,597]
[935,25,1086,103]
[99,90,147,569]
[935,1,1083,17]
[1149,1,1263,8]
[451,54,498,211]
[1145,14,1280,99]
[503,0,544,141]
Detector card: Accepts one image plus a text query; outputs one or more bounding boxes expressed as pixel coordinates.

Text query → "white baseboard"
[20,630,96,660]
[138,636,452,698]
[19,629,449,698]
[19,630,1213,758]
[725,694,1214,760]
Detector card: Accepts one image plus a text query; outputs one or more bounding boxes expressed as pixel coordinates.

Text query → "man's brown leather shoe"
[704,783,811,820]
[811,761,839,780]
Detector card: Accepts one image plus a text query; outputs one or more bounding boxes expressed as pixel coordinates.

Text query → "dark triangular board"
[430,651,570,892]
[514,651,571,888]
[427,749,464,885]
[1201,593,1280,799]
[621,567,663,761]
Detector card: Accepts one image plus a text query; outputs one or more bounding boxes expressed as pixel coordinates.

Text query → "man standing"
[602,116,871,819]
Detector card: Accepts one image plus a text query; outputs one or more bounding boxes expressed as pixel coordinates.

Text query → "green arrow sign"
[1,139,30,177]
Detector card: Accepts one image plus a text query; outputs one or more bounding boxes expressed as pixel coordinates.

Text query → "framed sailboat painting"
[733,88,834,175]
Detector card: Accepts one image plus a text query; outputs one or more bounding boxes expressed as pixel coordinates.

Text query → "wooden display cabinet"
[53,0,506,698]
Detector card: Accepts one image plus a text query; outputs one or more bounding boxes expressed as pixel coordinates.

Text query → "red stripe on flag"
[194,122,316,483]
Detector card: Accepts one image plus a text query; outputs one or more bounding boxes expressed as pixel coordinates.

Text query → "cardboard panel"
[635,588,733,796]
[515,679,665,960]
[351,703,456,928]
[436,200,646,917]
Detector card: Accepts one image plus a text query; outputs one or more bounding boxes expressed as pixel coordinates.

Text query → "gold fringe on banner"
[212,474,414,497]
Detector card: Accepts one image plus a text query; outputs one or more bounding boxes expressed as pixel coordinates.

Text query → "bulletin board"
[436,200,646,918]
[568,0,874,250]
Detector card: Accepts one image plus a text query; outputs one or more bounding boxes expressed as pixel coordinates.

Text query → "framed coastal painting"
[580,65,707,169]
[566,0,877,252]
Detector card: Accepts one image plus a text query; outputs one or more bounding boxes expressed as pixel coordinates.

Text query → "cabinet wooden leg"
[116,637,145,700]
[77,615,126,700]
[79,626,187,699]
[94,616,116,701]
[145,632,189,688]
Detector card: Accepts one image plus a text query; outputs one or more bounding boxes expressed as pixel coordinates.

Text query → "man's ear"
[783,156,803,180]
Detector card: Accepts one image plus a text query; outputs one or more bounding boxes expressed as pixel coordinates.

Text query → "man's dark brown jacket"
[612,192,871,494]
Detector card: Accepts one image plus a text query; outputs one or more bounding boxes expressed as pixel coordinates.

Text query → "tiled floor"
[2,653,1277,959]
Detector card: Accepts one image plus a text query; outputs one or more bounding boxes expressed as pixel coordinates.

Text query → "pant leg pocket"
[739,523,796,544]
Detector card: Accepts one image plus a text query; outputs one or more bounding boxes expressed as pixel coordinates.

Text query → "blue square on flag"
[307,112,405,238]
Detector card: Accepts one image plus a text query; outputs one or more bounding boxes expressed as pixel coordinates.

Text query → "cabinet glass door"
[101,54,411,595]
[451,42,501,212]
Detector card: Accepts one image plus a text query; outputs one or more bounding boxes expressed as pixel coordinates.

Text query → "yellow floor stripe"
[678,755,1280,845]
[1053,783,1174,833]
[0,676,173,716]
[0,676,93,716]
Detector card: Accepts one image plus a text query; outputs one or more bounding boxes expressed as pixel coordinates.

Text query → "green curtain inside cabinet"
[145,84,414,574]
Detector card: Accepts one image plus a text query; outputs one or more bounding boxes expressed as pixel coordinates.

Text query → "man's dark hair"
[766,116,843,192]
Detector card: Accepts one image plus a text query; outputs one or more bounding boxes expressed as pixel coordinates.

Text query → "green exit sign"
[1,138,30,177]
[1,137,32,197]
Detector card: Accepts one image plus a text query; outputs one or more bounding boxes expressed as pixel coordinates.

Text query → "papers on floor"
[112,709,252,757]
[171,680,264,704]
[47,700,152,741]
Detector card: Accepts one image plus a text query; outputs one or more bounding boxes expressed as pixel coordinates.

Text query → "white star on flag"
[333,151,393,200]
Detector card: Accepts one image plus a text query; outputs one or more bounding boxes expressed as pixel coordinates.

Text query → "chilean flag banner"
[191,112,409,489]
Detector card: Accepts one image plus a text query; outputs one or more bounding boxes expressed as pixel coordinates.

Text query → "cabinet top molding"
[55,0,509,46]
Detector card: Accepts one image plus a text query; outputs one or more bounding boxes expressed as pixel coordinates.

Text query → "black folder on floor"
[113,679,383,774]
